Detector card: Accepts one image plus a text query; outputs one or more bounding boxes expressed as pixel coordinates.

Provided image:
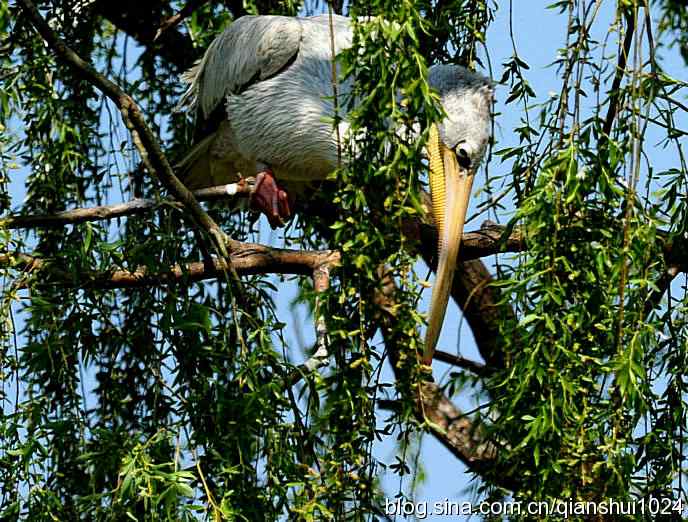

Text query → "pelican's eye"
[456,147,472,169]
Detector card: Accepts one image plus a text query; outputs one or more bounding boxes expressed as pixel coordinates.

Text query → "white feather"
[177,15,492,186]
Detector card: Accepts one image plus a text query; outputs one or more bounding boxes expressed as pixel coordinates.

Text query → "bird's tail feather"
[174,60,203,114]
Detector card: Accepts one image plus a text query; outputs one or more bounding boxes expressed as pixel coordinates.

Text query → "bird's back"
[177,15,354,186]
[224,15,353,181]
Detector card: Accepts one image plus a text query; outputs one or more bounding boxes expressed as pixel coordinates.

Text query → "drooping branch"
[0,246,340,289]
[18,0,234,259]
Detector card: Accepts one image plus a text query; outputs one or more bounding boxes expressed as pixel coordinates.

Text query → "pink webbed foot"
[249,169,291,229]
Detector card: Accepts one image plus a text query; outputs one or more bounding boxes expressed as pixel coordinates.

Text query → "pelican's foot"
[249,169,291,229]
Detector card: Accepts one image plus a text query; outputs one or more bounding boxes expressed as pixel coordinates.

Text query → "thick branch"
[18,0,234,258]
[0,246,340,289]
[418,380,497,466]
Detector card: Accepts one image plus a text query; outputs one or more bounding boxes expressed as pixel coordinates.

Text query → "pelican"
[176,14,493,365]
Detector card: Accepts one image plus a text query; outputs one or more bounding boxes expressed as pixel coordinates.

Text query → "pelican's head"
[423,65,493,365]
[432,64,493,170]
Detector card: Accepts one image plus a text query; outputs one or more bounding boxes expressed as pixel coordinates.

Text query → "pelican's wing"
[177,16,304,120]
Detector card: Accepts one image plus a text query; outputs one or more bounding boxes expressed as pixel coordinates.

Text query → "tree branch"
[18,0,234,259]
[433,350,488,376]
[0,246,340,289]
[95,0,197,71]
[0,193,525,267]
[374,275,501,478]
[0,182,251,229]
[602,9,635,137]
[155,0,214,41]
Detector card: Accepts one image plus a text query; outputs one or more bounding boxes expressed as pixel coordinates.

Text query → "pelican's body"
[177,15,354,188]
[177,14,493,364]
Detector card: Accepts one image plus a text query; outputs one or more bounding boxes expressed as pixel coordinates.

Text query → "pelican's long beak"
[423,124,474,365]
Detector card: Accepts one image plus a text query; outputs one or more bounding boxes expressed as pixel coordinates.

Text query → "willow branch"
[17,0,234,258]
[0,247,340,289]
[1,182,251,230]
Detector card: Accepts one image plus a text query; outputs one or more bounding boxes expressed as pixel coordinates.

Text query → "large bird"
[176,14,493,365]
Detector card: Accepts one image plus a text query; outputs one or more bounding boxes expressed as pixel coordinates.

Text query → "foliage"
[0,0,686,521]
[484,0,688,513]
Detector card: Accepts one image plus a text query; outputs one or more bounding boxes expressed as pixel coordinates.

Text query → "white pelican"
[176,14,493,365]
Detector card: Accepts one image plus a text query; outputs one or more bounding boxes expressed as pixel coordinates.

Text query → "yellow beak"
[423,124,474,365]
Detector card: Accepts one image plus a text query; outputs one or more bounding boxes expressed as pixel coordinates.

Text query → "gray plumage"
[176,14,493,189]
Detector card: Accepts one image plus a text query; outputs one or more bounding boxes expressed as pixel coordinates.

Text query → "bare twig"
[17,0,234,259]
[95,0,196,71]
[155,0,214,41]
[1,182,251,229]
[433,350,488,376]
